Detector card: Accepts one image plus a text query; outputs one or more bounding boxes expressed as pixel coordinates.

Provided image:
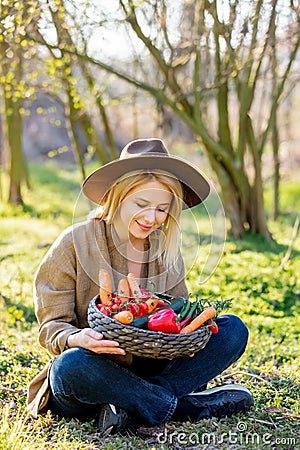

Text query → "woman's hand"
[67,328,126,355]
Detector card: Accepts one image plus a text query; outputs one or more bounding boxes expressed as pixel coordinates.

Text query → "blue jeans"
[48,314,248,425]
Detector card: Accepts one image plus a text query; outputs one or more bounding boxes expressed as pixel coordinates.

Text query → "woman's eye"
[135,202,167,212]
[157,208,167,213]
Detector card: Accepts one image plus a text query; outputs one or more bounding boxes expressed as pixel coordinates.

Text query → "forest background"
[0,1,299,449]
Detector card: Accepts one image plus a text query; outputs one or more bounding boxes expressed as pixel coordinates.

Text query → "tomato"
[128,303,140,317]
[106,300,114,308]
[111,303,120,313]
[114,297,122,305]
[138,302,149,315]
[126,301,148,317]
[208,320,219,334]
[96,304,110,316]
[118,303,128,312]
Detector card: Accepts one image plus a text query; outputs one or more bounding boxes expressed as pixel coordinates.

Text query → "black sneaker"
[98,403,135,436]
[176,384,254,421]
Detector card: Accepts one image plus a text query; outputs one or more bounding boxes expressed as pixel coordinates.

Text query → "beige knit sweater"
[27,219,188,417]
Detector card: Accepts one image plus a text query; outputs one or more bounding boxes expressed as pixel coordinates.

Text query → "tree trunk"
[247,176,271,237]
[77,113,111,164]
[8,179,23,204]
[207,152,245,237]
[211,161,271,238]
[222,184,245,238]
[270,0,280,220]
[245,115,271,237]
[65,86,86,180]
[6,100,26,205]
[1,40,27,205]
[77,57,119,160]
[272,123,280,220]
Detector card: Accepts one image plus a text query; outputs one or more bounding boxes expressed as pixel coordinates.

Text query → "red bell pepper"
[147,308,191,334]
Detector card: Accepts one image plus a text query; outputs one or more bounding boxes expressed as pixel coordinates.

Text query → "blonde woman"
[27,139,253,435]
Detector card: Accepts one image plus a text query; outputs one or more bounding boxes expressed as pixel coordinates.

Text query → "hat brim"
[82,155,210,208]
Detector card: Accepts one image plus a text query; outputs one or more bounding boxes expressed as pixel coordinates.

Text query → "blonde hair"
[94,170,184,269]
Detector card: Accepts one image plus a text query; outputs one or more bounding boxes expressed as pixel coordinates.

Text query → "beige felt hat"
[82,138,210,208]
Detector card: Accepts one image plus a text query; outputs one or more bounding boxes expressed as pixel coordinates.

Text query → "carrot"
[127,272,142,298]
[146,298,160,312]
[113,311,134,324]
[118,278,131,303]
[180,306,217,333]
[99,269,113,306]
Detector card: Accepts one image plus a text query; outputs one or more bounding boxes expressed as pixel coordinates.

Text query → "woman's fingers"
[84,328,103,340]
[76,328,126,354]
[68,328,125,354]
[94,346,126,355]
[91,338,126,355]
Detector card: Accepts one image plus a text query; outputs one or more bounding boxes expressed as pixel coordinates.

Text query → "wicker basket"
[88,294,211,359]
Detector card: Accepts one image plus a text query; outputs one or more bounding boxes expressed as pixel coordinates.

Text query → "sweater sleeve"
[34,228,81,356]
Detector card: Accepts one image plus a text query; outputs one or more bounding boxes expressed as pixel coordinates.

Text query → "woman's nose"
[143,208,156,224]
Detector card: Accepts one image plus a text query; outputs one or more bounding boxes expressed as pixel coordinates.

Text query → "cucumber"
[132,295,186,329]
[187,300,198,319]
[167,296,186,313]
[192,299,204,319]
[177,299,192,320]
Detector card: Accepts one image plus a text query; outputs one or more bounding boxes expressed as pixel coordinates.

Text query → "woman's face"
[117,179,173,242]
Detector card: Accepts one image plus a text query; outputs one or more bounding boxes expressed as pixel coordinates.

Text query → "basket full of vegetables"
[87,271,223,359]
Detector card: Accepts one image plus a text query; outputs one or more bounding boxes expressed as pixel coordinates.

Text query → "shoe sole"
[188,383,252,397]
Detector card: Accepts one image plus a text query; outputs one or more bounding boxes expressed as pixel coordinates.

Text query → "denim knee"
[218,314,249,358]
[50,347,91,394]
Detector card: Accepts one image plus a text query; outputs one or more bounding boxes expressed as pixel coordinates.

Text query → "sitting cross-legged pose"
[27,138,253,435]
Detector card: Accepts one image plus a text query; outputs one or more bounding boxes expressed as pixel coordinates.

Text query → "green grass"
[0,162,299,449]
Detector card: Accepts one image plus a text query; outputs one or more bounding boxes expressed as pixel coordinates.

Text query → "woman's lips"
[136,221,153,231]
